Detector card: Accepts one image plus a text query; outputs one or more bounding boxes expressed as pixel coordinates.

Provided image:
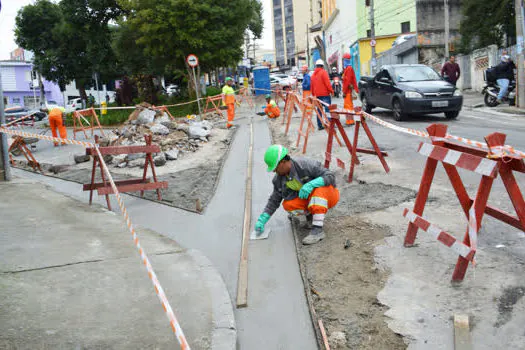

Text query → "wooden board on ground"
[454,314,472,350]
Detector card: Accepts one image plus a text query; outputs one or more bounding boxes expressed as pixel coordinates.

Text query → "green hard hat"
[225,77,233,81]
[265,94,271,99]
[264,145,288,172]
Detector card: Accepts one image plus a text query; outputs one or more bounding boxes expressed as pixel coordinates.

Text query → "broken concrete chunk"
[133,109,156,125]
[154,153,166,166]
[103,155,113,164]
[155,114,171,125]
[328,331,346,347]
[150,124,170,135]
[112,154,127,165]
[188,125,211,139]
[127,159,145,168]
[74,154,91,164]
[165,149,179,161]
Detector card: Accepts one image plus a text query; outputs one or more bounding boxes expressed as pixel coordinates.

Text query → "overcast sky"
[0,0,273,61]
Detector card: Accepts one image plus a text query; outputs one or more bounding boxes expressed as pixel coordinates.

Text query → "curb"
[186,249,237,350]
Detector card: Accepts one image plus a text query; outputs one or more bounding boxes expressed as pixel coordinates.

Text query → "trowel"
[250,228,271,240]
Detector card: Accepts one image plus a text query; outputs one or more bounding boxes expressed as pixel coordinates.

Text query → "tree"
[119,0,263,96]
[15,0,123,102]
[459,0,515,52]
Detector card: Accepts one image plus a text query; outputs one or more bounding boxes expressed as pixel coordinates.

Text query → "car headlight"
[453,89,462,96]
[405,91,423,98]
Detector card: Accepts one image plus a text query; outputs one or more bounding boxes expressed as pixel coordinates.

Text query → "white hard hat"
[315,59,324,66]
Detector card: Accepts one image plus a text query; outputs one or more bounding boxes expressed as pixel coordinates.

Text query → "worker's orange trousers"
[344,94,355,125]
[283,185,339,227]
[227,103,235,128]
[49,114,67,146]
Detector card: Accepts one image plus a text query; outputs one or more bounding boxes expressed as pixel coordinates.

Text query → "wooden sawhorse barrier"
[83,135,168,210]
[73,108,105,140]
[203,95,224,116]
[237,87,254,107]
[403,124,525,282]
[325,106,389,182]
[8,136,41,172]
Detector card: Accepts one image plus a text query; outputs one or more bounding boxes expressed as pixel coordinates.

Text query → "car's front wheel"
[392,99,406,121]
[445,111,460,119]
[361,95,374,113]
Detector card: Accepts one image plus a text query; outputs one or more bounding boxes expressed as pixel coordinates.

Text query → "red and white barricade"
[404,124,525,282]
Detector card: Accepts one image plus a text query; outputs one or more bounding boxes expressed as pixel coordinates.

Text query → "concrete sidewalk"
[463,90,525,115]
[0,178,235,349]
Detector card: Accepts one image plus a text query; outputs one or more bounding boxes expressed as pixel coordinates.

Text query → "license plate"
[432,100,449,108]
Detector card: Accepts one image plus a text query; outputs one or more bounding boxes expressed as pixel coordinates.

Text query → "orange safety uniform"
[264,100,281,118]
[282,185,340,225]
[343,65,359,125]
[48,107,67,145]
[222,84,236,128]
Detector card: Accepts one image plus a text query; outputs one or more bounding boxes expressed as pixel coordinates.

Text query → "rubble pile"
[96,103,215,169]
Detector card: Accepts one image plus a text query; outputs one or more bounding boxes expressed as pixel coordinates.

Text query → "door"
[373,69,394,108]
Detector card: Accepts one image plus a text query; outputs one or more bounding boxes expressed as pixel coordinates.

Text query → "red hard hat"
[343,53,351,59]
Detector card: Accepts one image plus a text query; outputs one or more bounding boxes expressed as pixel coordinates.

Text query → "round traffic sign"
[370,39,377,47]
[186,54,199,67]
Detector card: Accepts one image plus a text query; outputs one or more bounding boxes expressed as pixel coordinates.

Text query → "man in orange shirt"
[310,59,333,130]
[42,107,67,146]
[263,94,280,118]
[342,53,359,125]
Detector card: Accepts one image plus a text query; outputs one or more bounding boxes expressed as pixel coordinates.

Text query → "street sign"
[370,39,377,47]
[186,54,199,68]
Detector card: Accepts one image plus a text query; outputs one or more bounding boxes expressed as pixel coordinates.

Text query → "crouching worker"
[255,145,340,245]
[264,94,280,119]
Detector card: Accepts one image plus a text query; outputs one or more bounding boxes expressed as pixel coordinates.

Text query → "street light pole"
[444,0,450,58]
[515,0,525,107]
[370,0,377,74]
[0,69,12,181]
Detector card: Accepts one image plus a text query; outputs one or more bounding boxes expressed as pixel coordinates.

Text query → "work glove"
[298,177,325,199]
[255,212,271,233]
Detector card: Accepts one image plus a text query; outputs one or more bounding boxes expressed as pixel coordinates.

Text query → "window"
[366,29,371,38]
[12,98,21,104]
[401,21,410,33]
[365,0,370,6]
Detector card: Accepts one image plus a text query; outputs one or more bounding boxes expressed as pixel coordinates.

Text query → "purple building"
[1,61,63,109]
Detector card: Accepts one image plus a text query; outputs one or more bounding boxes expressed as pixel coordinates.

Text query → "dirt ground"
[9,113,241,212]
[269,118,409,348]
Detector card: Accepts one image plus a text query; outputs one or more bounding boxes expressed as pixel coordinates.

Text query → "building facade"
[322,0,358,73]
[272,0,314,69]
[0,61,63,109]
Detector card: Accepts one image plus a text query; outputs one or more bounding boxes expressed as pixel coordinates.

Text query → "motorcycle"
[332,76,341,98]
[482,80,516,107]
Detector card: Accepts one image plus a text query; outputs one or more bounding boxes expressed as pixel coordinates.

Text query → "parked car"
[4,106,47,123]
[358,64,463,121]
[45,100,62,110]
[166,84,181,96]
[66,98,83,112]
[270,74,295,89]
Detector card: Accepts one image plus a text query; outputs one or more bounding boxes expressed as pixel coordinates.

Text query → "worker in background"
[264,94,281,119]
[310,59,333,130]
[255,145,339,245]
[222,77,236,128]
[301,65,313,117]
[342,53,359,125]
[441,55,460,86]
[41,107,67,146]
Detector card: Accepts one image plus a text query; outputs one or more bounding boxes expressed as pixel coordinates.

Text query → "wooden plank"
[86,145,160,156]
[83,178,149,191]
[236,122,254,308]
[97,181,168,195]
[454,314,472,350]
[356,147,388,157]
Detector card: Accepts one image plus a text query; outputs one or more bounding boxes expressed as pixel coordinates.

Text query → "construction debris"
[106,102,219,168]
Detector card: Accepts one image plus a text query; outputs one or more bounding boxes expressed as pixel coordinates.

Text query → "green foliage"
[206,87,222,97]
[459,0,515,52]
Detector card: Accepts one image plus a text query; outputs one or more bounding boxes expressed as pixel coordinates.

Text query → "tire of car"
[361,94,373,113]
[392,98,406,121]
[445,111,460,119]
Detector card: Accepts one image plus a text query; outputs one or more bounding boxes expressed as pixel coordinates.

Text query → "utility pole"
[306,23,310,67]
[444,0,450,58]
[515,0,525,108]
[0,69,12,181]
[370,0,377,74]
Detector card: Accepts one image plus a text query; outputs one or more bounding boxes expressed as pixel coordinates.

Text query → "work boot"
[302,214,313,229]
[302,225,325,245]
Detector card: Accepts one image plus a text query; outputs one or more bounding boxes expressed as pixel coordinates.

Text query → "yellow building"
[356,34,399,76]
